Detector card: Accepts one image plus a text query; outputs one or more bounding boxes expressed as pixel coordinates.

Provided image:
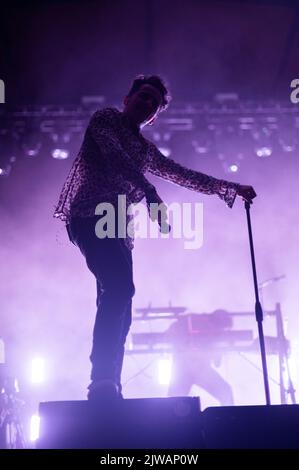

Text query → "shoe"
[87,379,123,401]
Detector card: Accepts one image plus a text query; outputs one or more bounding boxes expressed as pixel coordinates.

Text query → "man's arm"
[88,109,156,198]
[147,143,240,208]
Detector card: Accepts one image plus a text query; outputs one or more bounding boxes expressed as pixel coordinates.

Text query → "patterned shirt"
[54,107,239,248]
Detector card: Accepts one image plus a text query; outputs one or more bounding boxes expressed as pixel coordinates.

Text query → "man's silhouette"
[54,75,256,400]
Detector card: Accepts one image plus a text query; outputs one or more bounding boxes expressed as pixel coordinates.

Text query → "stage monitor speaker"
[202,404,299,449]
[37,396,203,449]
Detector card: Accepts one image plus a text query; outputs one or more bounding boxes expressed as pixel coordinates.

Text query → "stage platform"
[37,398,299,449]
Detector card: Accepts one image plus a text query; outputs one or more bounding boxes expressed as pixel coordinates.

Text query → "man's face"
[124,84,163,126]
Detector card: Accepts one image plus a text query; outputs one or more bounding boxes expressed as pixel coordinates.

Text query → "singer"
[53,74,256,400]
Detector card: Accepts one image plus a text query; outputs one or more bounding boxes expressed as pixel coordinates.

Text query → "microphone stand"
[244,201,271,405]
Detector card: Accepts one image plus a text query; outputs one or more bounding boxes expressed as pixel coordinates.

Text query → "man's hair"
[127,75,171,111]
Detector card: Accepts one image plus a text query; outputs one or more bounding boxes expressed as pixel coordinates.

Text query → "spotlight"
[253,127,272,158]
[25,145,41,158]
[19,121,42,158]
[158,357,172,385]
[51,148,69,160]
[31,357,45,384]
[280,141,296,152]
[255,146,272,158]
[152,131,172,156]
[0,130,18,176]
[229,164,239,173]
[221,160,241,174]
[22,138,42,158]
[278,128,297,153]
[30,415,40,442]
[50,132,71,159]
[192,134,211,155]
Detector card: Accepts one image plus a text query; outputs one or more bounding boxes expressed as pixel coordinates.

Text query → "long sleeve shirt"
[54,107,239,248]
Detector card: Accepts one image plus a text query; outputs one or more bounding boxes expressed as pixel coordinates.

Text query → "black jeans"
[66,216,135,391]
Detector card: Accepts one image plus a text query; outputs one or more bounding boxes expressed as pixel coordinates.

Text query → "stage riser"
[202,405,299,449]
[37,397,202,449]
[37,399,299,449]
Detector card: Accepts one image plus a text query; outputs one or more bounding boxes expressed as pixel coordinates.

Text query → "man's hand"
[145,188,171,233]
[237,185,257,204]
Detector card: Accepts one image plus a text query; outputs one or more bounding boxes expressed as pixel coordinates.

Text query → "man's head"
[123,75,171,127]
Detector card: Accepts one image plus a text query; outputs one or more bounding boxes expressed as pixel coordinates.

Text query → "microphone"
[258,275,286,289]
[272,274,286,282]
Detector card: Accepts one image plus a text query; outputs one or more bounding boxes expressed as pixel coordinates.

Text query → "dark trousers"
[66,216,135,390]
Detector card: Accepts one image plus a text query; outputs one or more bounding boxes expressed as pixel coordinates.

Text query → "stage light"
[221,159,241,174]
[192,134,211,155]
[0,130,18,176]
[253,127,272,158]
[280,141,296,152]
[31,357,45,384]
[255,146,272,158]
[14,377,20,393]
[0,157,17,177]
[18,120,43,158]
[229,164,239,173]
[51,148,69,160]
[278,128,297,153]
[22,139,42,158]
[158,357,172,385]
[50,132,71,159]
[30,414,40,442]
[151,131,172,156]
[25,146,41,157]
